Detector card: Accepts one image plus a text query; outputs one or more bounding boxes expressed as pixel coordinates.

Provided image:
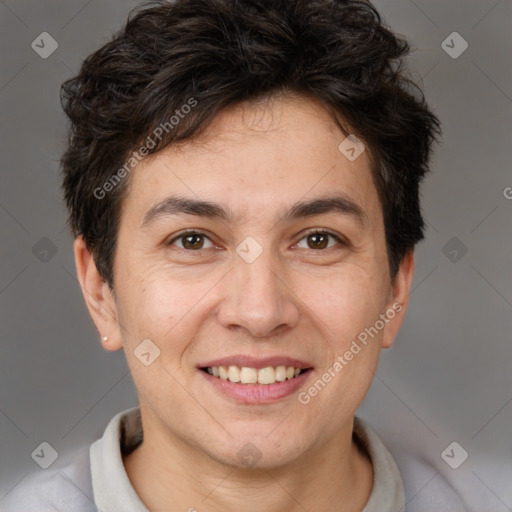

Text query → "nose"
[217,250,301,339]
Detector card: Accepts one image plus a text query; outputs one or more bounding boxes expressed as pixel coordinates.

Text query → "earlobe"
[381,250,415,349]
[73,236,123,351]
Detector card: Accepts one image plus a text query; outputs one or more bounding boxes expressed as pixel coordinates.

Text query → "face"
[78,94,413,469]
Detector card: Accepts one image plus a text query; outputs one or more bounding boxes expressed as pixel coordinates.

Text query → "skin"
[74,93,415,512]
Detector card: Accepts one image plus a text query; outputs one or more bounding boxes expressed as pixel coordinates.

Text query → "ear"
[73,235,123,351]
[381,250,415,349]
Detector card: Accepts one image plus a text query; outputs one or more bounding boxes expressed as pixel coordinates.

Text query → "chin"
[208,433,310,470]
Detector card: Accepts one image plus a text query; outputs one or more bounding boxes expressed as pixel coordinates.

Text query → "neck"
[123,410,373,512]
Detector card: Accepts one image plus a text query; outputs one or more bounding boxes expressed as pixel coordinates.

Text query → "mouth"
[200,365,310,384]
[197,356,314,403]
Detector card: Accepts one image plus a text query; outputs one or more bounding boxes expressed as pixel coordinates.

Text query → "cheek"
[300,263,389,346]
[114,266,210,352]
[297,271,387,420]
[113,272,209,403]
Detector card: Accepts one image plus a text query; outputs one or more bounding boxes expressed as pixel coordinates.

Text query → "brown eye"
[169,232,214,250]
[297,231,342,250]
[307,233,328,249]
[182,234,204,249]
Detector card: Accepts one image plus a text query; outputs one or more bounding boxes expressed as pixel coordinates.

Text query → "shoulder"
[377,434,468,511]
[1,445,97,512]
[354,417,468,511]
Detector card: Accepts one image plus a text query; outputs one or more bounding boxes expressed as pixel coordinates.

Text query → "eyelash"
[167,229,346,251]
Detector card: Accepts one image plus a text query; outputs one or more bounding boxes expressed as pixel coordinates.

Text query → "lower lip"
[199,369,313,404]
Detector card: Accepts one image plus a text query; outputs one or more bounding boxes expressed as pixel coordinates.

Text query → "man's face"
[107,95,404,467]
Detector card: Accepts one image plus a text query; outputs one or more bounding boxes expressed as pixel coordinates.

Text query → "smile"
[202,365,305,385]
[197,355,314,403]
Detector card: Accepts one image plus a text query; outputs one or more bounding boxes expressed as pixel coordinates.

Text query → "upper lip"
[198,355,313,370]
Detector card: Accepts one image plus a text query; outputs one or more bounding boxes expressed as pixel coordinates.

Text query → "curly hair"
[60,0,441,290]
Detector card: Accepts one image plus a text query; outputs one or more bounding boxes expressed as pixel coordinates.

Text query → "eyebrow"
[140,194,367,229]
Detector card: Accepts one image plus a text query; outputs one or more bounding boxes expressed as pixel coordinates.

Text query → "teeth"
[219,366,229,380]
[258,366,275,384]
[240,367,258,384]
[228,365,241,382]
[275,365,287,381]
[205,365,305,384]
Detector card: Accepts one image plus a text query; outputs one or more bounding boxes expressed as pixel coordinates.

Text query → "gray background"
[0,1,511,510]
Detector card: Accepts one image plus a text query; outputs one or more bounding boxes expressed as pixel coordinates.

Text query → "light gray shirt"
[0,407,467,511]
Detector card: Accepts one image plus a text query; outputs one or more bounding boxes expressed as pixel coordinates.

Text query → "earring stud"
[103,336,108,342]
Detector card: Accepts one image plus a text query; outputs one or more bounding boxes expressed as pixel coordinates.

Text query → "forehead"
[121,94,382,228]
